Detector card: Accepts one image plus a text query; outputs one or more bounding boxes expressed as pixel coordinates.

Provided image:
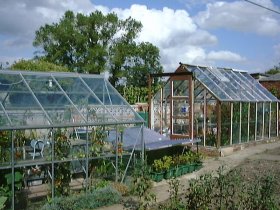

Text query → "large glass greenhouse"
[0,70,145,209]
[150,63,279,147]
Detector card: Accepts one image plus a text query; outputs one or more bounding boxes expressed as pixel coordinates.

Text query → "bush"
[41,186,121,210]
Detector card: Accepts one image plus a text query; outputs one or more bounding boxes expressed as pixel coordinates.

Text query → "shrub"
[41,186,121,210]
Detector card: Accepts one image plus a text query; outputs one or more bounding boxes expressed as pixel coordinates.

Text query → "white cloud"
[195,0,280,36]
[207,50,246,62]
[0,0,247,71]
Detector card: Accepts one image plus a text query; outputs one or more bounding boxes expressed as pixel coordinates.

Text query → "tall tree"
[33,10,163,87]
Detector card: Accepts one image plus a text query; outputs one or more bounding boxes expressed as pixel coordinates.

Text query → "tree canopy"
[10,59,69,72]
[265,63,280,75]
[33,10,163,87]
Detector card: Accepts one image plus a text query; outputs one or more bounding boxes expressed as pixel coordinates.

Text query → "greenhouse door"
[170,75,193,139]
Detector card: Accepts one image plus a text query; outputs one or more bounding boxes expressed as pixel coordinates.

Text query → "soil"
[236,146,280,199]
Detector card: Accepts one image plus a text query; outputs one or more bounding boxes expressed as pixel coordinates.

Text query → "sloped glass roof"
[186,65,279,102]
[0,70,144,130]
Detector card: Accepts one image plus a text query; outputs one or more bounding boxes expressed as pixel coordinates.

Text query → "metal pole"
[85,126,89,192]
[247,103,250,142]
[51,128,55,200]
[141,124,144,162]
[203,89,207,146]
[277,102,279,137]
[148,74,152,129]
[230,103,233,145]
[115,125,118,182]
[255,103,257,141]
[11,130,15,210]
[262,103,265,140]
[269,103,271,139]
[239,102,242,143]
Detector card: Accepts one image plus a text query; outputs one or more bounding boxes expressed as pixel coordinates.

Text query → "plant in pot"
[150,159,165,182]
[162,155,174,180]
[172,155,183,178]
[193,152,203,171]
[179,154,190,175]
[186,151,196,173]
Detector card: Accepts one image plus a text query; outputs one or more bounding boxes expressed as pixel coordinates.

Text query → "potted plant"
[162,155,174,179]
[193,152,203,171]
[178,154,190,175]
[150,159,165,182]
[186,151,196,173]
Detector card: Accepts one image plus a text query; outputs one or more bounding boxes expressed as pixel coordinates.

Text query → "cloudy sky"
[0,0,280,73]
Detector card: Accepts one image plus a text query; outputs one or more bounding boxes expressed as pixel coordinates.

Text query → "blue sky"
[0,0,280,73]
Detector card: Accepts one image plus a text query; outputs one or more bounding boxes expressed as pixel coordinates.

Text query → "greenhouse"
[150,63,279,147]
[0,70,145,209]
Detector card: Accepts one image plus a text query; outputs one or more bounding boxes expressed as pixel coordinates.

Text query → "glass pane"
[194,102,204,139]
[249,103,256,141]
[270,102,277,137]
[191,67,231,101]
[221,102,231,146]
[241,103,249,143]
[173,80,188,96]
[222,70,253,101]
[256,103,263,140]
[82,77,143,123]
[1,73,51,127]
[232,102,240,144]
[172,98,189,135]
[23,74,84,125]
[205,99,217,146]
[263,103,270,138]
[0,106,10,127]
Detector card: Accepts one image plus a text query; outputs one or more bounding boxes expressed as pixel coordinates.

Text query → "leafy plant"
[130,159,156,210]
[42,186,121,210]
[52,129,71,196]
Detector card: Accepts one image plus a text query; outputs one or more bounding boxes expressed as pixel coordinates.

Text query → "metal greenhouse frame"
[0,70,145,210]
[149,64,279,147]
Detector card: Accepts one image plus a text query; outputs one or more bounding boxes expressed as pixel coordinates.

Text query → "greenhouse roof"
[184,64,279,102]
[0,70,144,130]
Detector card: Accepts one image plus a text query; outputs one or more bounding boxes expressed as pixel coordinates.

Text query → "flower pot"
[174,166,183,177]
[189,163,195,173]
[150,171,164,182]
[181,164,190,174]
[194,162,203,171]
[164,168,176,179]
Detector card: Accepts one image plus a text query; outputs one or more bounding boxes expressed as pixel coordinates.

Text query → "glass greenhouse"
[150,64,279,147]
[0,70,145,209]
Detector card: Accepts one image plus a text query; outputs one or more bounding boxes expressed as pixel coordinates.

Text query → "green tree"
[33,10,163,87]
[265,63,280,75]
[122,42,163,87]
[10,59,69,72]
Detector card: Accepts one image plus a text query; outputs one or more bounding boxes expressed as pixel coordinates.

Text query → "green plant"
[53,129,71,196]
[162,178,184,210]
[130,159,156,210]
[0,196,7,210]
[42,186,121,210]
[110,182,129,196]
[0,131,10,163]
[151,159,164,173]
